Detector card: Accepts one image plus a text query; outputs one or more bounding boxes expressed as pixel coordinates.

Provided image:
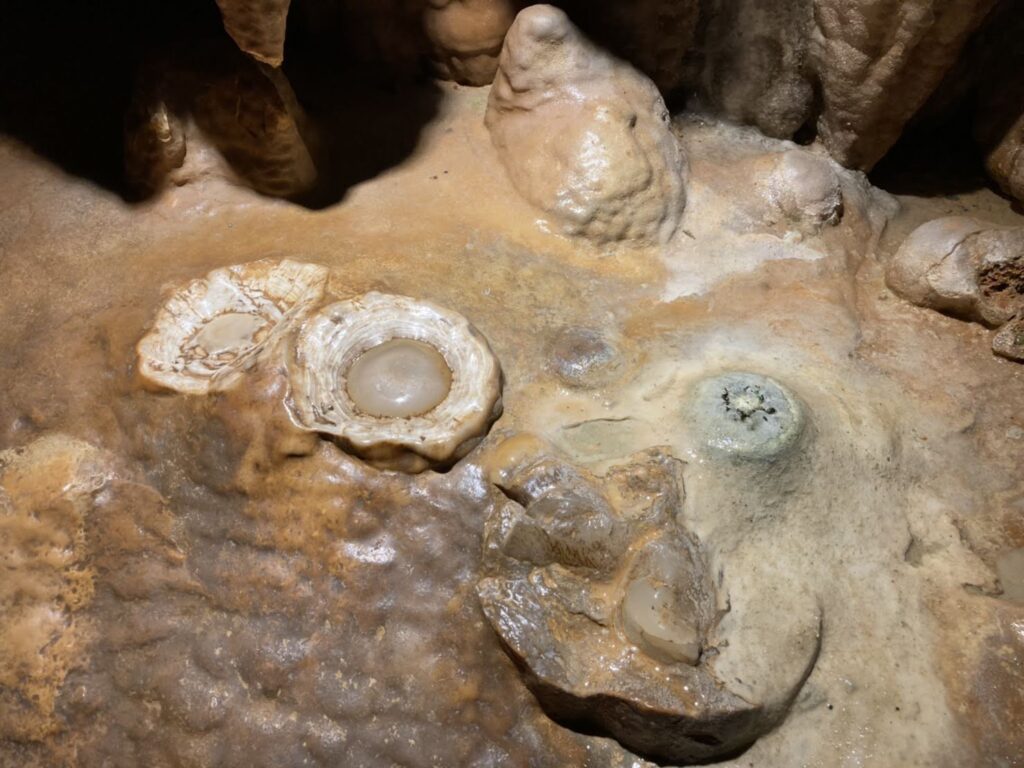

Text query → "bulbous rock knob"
[485,4,687,246]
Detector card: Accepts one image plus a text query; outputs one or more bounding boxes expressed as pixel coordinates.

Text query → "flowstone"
[477,437,822,764]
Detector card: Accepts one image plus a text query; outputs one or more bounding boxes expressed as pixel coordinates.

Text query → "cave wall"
[198,0,1024,202]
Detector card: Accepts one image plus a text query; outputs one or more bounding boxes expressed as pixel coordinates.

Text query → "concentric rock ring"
[288,292,502,472]
[137,259,328,395]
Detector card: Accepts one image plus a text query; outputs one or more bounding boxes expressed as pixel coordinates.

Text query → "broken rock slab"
[215,0,292,67]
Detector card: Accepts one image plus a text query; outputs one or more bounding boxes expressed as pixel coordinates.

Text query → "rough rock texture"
[973,6,1024,205]
[0,437,102,743]
[980,103,1024,205]
[485,5,686,246]
[199,0,1021,201]
[125,47,316,198]
[136,260,328,395]
[215,0,292,66]
[697,0,814,139]
[554,0,700,94]
[192,63,316,197]
[885,217,1024,327]
[812,0,998,170]
[288,293,503,472]
[992,315,1024,362]
[3,77,1024,767]
[0,434,191,763]
[750,149,843,232]
[477,438,821,764]
[424,0,518,85]
[123,98,187,196]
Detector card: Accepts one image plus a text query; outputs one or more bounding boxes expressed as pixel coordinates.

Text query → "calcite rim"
[288,292,502,469]
[136,259,329,395]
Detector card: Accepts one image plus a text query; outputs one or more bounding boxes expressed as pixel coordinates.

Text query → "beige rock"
[753,149,843,232]
[424,0,517,86]
[485,4,686,246]
[214,0,292,67]
[886,216,1024,327]
[812,0,997,170]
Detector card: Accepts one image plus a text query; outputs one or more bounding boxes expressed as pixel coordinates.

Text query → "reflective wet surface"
[1,85,1023,767]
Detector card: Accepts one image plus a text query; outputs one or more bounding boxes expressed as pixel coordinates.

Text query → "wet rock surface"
[288,292,503,472]
[485,5,686,246]
[885,217,1024,334]
[136,259,328,395]
[2,65,1024,768]
[688,373,807,461]
[477,440,821,764]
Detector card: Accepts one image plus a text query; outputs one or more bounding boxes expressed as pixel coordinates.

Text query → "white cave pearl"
[346,339,453,418]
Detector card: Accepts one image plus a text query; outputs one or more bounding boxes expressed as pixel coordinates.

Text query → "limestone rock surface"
[424,0,518,85]
[812,0,997,170]
[992,315,1024,362]
[485,4,686,246]
[477,439,821,764]
[886,217,1024,327]
[125,47,316,198]
[753,149,843,232]
[973,8,1024,206]
[697,0,815,139]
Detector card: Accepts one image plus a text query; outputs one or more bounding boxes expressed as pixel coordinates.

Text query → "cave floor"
[1,83,1022,767]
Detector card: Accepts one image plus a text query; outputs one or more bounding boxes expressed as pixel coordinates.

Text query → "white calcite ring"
[288,292,502,472]
[136,259,329,395]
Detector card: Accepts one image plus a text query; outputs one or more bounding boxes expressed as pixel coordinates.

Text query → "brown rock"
[423,0,518,86]
[477,440,821,764]
[993,315,1024,363]
[124,47,316,198]
[973,6,1024,205]
[698,0,815,139]
[812,0,997,170]
[124,98,187,196]
[214,0,292,67]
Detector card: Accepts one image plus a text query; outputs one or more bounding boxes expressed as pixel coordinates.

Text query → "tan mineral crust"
[2,19,1024,768]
